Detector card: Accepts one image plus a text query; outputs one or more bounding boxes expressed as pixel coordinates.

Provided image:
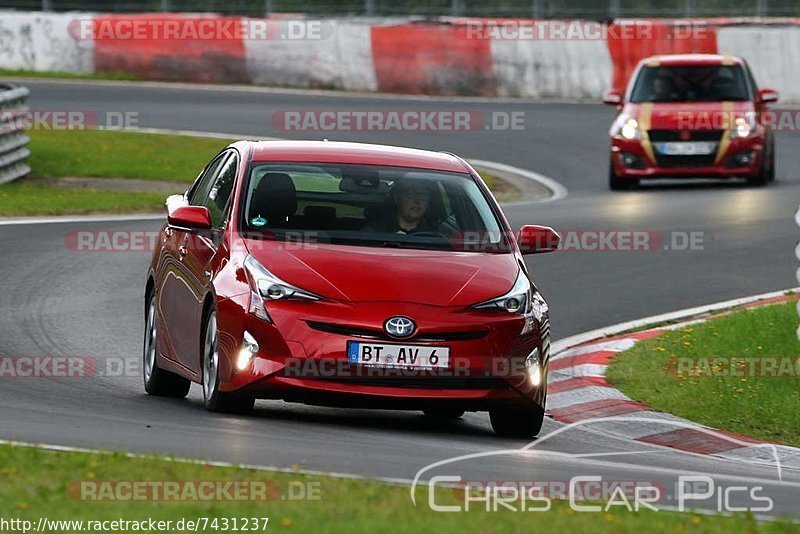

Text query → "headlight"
[613,114,641,140]
[243,255,321,323]
[473,270,533,314]
[730,115,755,139]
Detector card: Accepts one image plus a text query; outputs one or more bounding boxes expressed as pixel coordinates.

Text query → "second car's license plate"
[347,341,450,369]
[654,141,717,156]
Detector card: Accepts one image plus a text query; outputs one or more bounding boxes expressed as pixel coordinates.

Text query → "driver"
[366,177,438,234]
[650,74,677,101]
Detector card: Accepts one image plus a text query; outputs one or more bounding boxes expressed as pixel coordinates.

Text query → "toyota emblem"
[384,316,417,338]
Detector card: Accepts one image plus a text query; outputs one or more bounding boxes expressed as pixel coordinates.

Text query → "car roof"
[639,54,745,67]
[237,140,470,173]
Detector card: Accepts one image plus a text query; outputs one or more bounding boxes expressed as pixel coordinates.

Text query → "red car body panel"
[146,141,551,414]
[608,54,775,181]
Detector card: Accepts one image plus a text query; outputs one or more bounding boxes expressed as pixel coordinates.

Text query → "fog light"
[734,151,754,165]
[619,152,645,169]
[525,348,542,387]
[236,331,259,371]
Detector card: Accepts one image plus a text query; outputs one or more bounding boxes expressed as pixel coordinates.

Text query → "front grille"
[654,154,717,168]
[649,129,722,168]
[306,321,488,342]
[648,130,723,142]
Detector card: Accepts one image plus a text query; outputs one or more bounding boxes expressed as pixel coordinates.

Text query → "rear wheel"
[143,292,190,398]
[201,308,255,414]
[423,407,465,420]
[489,404,545,438]
[609,161,638,191]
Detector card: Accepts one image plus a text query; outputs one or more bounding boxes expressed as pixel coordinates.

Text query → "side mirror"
[168,205,212,229]
[602,89,622,106]
[757,88,778,104]
[517,225,560,255]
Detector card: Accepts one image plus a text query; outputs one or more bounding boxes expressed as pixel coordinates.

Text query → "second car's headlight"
[730,115,756,139]
[244,255,321,323]
[613,114,641,140]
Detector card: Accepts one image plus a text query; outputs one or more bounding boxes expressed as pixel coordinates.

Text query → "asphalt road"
[1,80,799,516]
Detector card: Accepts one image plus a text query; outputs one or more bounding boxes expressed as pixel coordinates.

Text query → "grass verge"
[3,130,524,217]
[0,443,790,533]
[606,301,800,447]
[0,183,167,217]
[28,130,233,182]
[0,68,141,82]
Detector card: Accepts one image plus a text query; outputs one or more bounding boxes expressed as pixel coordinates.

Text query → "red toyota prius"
[604,54,777,189]
[143,141,558,437]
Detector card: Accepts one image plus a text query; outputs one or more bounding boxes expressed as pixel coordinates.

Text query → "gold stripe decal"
[639,102,656,164]
[715,101,733,164]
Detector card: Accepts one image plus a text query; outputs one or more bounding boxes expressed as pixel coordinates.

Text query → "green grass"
[28,130,233,182]
[0,68,141,82]
[0,444,791,533]
[607,301,800,447]
[0,183,166,216]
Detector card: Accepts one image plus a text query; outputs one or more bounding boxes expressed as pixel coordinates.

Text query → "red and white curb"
[547,290,800,470]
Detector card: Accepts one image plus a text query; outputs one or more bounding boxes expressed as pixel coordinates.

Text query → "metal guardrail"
[0,83,31,185]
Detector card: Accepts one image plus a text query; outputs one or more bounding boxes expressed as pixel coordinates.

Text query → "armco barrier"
[0,84,32,185]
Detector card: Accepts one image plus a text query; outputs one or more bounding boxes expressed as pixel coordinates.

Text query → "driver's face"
[397,187,430,222]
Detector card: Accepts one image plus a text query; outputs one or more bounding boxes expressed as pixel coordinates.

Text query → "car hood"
[243,239,520,307]
[621,101,755,130]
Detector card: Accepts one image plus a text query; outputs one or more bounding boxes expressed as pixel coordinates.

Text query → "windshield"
[241,163,509,253]
[629,65,751,103]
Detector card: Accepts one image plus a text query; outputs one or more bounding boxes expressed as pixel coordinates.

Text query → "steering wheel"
[409,231,449,240]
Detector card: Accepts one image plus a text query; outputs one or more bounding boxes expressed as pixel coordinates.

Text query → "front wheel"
[201,308,255,414]
[143,292,190,398]
[489,404,545,438]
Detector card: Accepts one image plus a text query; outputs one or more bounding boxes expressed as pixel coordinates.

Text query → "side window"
[188,153,227,206]
[200,153,238,228]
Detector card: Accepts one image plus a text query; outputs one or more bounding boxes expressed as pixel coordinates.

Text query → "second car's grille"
[648,130,723,142]
[306,321,488,342]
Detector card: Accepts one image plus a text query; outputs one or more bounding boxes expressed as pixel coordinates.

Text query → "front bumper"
[215,294,548,411]
[611,134,764,179]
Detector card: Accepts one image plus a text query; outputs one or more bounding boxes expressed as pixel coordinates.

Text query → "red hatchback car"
[143,141,559,437]
[604,54,778,189]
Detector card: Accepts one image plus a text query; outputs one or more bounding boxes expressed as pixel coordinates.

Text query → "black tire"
[489,404,545,438]
[423,407,465,420]
[746,156,770,187]
[201,308,255,414]
[609,161,638,191]
[767,139,776,182]
[143,292,191,398]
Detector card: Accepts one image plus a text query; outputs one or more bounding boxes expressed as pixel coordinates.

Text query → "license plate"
[654,141,717,156]
[347,341,450,369]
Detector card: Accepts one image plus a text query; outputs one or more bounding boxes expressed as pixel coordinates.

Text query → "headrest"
[251,172,297,223]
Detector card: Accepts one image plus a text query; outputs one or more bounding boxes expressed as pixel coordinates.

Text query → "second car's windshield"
[241,163,507,253]
[629,65,751,103]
